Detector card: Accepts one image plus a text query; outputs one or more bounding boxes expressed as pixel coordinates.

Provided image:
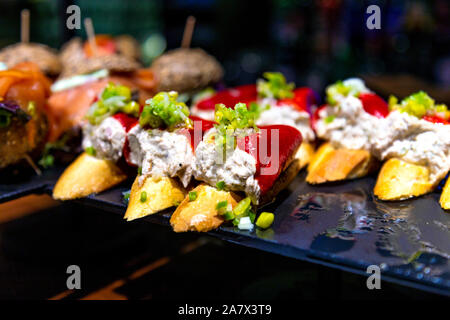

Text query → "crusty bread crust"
[52,152,127,200]
[124,176,186,221]
[295,142,315,170]
[440,176,450,210]
[374,158,433,201]
[306,143,378,184]
[170,184,241,232]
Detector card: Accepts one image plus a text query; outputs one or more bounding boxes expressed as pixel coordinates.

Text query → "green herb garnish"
[0,109,12,128]
[216,181,226,190]
[37,133,72,169]
[122,190,131,202]
[389,91,449,120]
[138,166,142,175]
[86,83,139,125]
[140,191,147,203]
[213,102,259,155]
[85,146,96,156]
[222,211,235,221]
[256,212,274,229]
[216,200,228,215]
[140,91,192,130]
[232,197,252,218]
[188,191,198,201]
[326,79,367,105]
[248,210,256,224]
[38,154,54,168]
[324,115,335,123]
[257,72,294,99]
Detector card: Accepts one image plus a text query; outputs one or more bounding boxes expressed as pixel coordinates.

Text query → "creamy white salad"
[193,128,261,203]
[256,98,315,142]
[82,117,127,162]
[315,80,450,185]
[127,125,194,187]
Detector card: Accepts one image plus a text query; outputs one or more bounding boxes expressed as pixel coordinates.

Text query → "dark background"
[0,0,448,96]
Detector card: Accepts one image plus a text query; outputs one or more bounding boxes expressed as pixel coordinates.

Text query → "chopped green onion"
[232,197,252,218]
[138,166,142,175]
[216,200,228,215]
[139,91,192,130]
[256,212,274,229]
[232,218,240,226]
[222,211,235,221]
[324,115,335,123]
[326,79,367,106]
[213,103,260,153]
[140,191,147,203]
[248,210,256,224]
[122,191,131,202]
[38,154,54,169]
[216,181,226,190]
[86,83,138,125]
[188,191,198,201]
[257,72,294,99]
[389,91,449,120]
[85,146,96,156]
[237,216,254,230]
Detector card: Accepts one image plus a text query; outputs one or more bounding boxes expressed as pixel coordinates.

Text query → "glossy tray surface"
[2,169,449,296]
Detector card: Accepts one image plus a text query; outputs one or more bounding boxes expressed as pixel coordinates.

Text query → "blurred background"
[0,0,448,100]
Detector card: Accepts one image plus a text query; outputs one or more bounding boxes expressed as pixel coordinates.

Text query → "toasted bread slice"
[440,176,450,210]
[124,176,187,221]
[53,152,127,200]
[170,184,241,232]
[306,143,378,184]
[374,158,433,201]
[295,142,315,170]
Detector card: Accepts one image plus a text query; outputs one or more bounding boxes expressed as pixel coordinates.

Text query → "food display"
[311,78,449,209]
[0,43,62,77]
[0,62,51,169]
[191,72,317,169]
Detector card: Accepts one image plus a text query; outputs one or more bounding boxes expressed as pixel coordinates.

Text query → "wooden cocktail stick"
[21,9,30,43]
[84,17,98,56]
[181,16,196,48]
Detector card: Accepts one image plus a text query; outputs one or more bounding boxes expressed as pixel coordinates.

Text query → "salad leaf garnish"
[257,72,294,99]
[86,83,139,125]
[139,91,192,130]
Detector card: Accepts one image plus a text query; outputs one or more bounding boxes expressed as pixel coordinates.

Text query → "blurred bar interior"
[0,0,448,102]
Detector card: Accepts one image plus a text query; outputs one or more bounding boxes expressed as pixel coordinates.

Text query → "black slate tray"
[0,166,64,202]
[2,168,450,296]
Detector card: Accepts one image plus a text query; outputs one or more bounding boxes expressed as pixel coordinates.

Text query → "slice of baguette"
[440,176,450,210]
[124,176,187,221]
[374,158,433,200]
[306,143,378,184]
[170,184,241,232]
[295,142,315,170]
[53,152,127,200]
[171,150,304,232]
